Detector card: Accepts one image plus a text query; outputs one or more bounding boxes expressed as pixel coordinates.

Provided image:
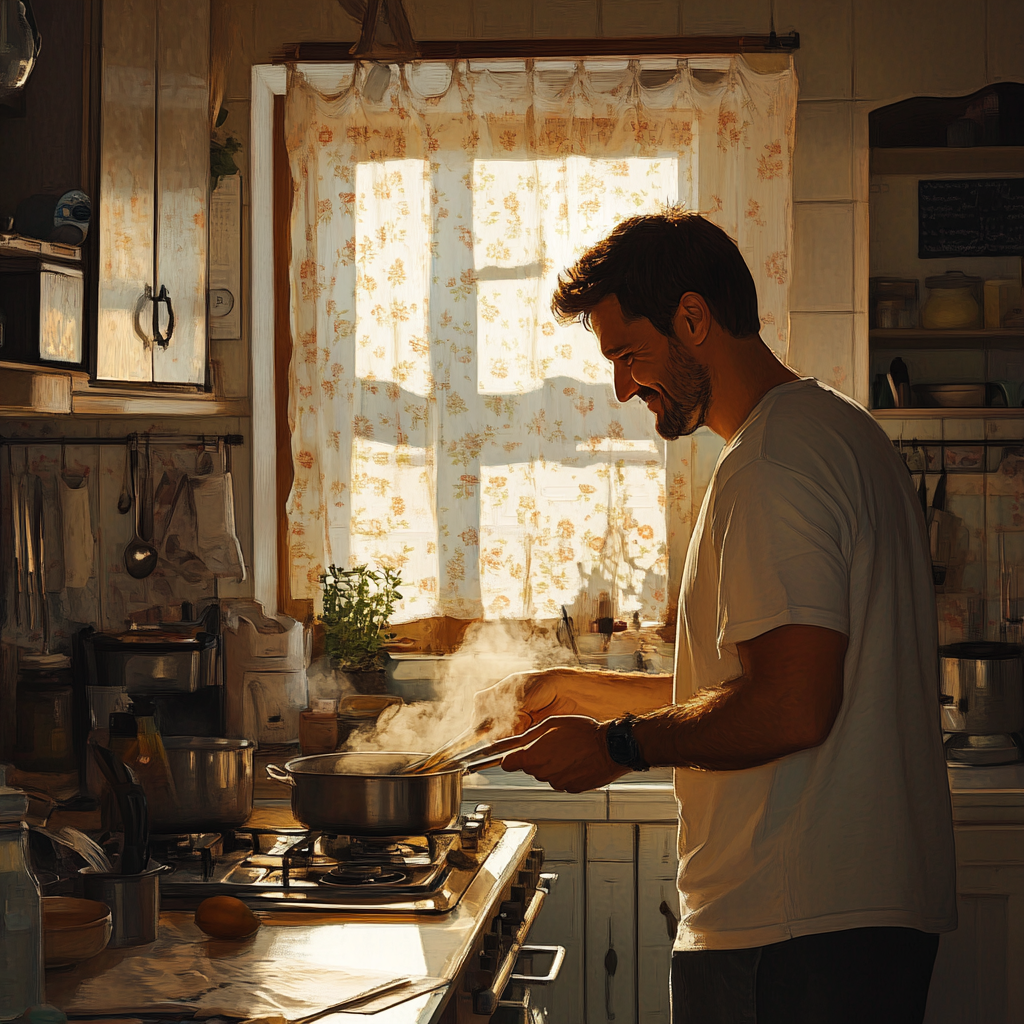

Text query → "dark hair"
[551,209,761,338]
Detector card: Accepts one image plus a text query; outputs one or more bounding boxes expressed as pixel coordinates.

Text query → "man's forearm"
[630,673,831,771]
[544,667,673,720]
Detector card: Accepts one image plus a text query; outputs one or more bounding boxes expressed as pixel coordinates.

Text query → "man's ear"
[675,293,711,346]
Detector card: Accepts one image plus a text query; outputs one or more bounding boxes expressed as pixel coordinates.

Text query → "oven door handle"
[511,944,565,984]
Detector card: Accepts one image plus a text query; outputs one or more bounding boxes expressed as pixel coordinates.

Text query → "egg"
[194,895,261,939]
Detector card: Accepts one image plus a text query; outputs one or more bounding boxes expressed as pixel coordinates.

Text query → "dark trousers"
[670,926,939,1024]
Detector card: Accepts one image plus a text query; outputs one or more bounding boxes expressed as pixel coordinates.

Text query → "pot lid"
[925,270,983,289]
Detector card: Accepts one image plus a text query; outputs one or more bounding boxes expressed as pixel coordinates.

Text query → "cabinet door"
[586,824,635,1024]
[637,825,679,1024]
[96,0,156,382]
[529,851,585,1024]
[151,0,209,385]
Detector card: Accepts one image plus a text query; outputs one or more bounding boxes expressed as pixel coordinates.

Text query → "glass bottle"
[0,765,43,1020]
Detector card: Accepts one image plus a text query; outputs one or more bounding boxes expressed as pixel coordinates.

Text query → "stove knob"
[529,848,545,870]
[517,869,533,889]
[473,803,492,827]
[512,883,528,905]
[460,820,482,850]
[500,899,525,926]
[483,932,501,955]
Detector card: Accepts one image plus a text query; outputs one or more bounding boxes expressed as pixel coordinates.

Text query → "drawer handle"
[511,944,565,984]
[659,899,678,940]
[604,943,617,1020]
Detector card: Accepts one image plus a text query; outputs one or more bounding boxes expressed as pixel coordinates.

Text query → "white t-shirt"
[673,377,957,951]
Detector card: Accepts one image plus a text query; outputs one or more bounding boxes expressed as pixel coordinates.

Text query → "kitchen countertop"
[462,764,1024,825]
[47,819,539,1024]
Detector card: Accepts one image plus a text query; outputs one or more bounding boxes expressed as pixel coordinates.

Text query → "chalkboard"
[918,177,1024,258]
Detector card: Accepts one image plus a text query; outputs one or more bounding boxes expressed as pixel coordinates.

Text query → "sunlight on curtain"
[285,57,797,621]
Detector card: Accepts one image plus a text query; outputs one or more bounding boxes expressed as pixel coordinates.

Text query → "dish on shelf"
[912,383,988,408]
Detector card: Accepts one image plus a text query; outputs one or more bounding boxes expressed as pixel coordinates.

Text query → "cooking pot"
[145,737,253,832]
[939,642,1024,735]
[266,751,462,836]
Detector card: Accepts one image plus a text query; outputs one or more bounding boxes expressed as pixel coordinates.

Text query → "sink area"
[467,766,673,789]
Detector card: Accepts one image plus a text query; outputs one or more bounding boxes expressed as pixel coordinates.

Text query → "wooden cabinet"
[636,825,680,1024]
[586,824,636,1024]
[96,0,209,385]
[925,824,1024,1024]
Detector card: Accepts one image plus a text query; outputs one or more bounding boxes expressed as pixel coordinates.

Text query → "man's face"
[590,295,712,440]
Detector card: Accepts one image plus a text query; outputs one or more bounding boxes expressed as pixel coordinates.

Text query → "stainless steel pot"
[147,737,253,832]
[939,642,1024,735]
[266,751,462,835]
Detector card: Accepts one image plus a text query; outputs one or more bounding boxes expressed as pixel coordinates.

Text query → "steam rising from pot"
[343,620,572,755]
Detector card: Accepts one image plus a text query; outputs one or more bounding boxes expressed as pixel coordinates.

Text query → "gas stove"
[155,804,531,914]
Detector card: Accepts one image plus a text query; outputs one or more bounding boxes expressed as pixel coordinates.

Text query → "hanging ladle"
[123,439,158,579]
[117,441,133,515]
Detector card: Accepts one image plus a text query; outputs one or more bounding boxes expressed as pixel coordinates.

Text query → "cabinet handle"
[604,943,617,1020]
[659,900,678,940]
[153,285,175,348]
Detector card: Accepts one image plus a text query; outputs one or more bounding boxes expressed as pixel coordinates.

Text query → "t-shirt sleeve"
[710,458,851,650]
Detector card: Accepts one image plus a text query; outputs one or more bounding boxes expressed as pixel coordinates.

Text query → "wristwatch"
[605,714,650,772]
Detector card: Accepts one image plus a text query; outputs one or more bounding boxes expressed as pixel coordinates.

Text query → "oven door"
[473,872,565,1022]
[494,944,566,1023]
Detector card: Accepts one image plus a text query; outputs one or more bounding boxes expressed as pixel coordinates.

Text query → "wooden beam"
[273,31,800,63]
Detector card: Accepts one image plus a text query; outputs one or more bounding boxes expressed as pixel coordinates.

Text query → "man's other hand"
[500,715,629,792]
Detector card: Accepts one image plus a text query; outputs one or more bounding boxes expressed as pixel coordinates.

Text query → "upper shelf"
[872,408,1024,419]
[870,329,1024,349]
[871,147,1024,176]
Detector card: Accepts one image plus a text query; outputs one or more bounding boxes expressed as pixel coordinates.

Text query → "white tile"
[793,101,854,202]
[791,202,855,312]
[852,0,987,101]
[988,0,1024,84]
[788,311,855,396]
[774,0,852,100]
[602,0,679,37]
[680,0,767,34]
[534,0,599,37]
[475,0,534,38]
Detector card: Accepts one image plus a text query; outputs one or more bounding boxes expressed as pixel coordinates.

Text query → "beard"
[636,337,712,440]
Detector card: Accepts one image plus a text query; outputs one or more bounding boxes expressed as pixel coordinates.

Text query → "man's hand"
[500,715,629,792]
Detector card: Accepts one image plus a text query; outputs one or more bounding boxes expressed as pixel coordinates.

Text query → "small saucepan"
[266,737,530,836]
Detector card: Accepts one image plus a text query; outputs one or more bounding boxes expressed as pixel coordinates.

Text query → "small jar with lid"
[920,271,983,330]
[14,653,76,774]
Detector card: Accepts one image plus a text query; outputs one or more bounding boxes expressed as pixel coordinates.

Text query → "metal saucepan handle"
[265,764,295,787]
[511,944,566,984]
[459,732,545,775]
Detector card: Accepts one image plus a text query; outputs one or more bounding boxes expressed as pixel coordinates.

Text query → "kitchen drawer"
[587,822,634,862]
[534,822,583,862]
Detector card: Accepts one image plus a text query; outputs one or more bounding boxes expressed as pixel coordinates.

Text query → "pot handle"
[266,764,295,787]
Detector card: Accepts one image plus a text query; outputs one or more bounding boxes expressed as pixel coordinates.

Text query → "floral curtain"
[285,56,797,621]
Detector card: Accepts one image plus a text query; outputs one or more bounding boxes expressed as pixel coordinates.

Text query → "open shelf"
[870,329,1024,348]
[872,407,1024,419]
[870,146,1024,176]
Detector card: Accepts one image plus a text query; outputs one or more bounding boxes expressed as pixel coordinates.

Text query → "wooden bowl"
[42,896,112,968]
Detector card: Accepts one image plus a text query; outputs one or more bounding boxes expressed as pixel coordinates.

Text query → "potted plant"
[319,564,403,694]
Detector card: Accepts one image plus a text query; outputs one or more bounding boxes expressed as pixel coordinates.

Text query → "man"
[487,211,957,1023]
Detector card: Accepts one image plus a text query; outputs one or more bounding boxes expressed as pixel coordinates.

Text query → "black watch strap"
[605,714,650,772]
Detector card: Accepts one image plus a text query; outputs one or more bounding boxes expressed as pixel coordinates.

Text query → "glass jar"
[0,765,43,1021]
[920,271,983,330]
[14,655,76,774]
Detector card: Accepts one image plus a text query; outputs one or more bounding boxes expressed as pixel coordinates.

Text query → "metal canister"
[939,642,1024,735]
[79,865,170,947]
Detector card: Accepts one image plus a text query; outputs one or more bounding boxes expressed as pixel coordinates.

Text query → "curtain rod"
[0,433,244,448]
[273,31,800,64]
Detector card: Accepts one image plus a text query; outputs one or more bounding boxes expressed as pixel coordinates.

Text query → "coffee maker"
[80,605,222,738]
[940,641,1024,765]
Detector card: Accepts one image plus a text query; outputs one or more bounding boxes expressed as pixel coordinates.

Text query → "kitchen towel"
[191,471,246,581]
[59,475,94,588]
